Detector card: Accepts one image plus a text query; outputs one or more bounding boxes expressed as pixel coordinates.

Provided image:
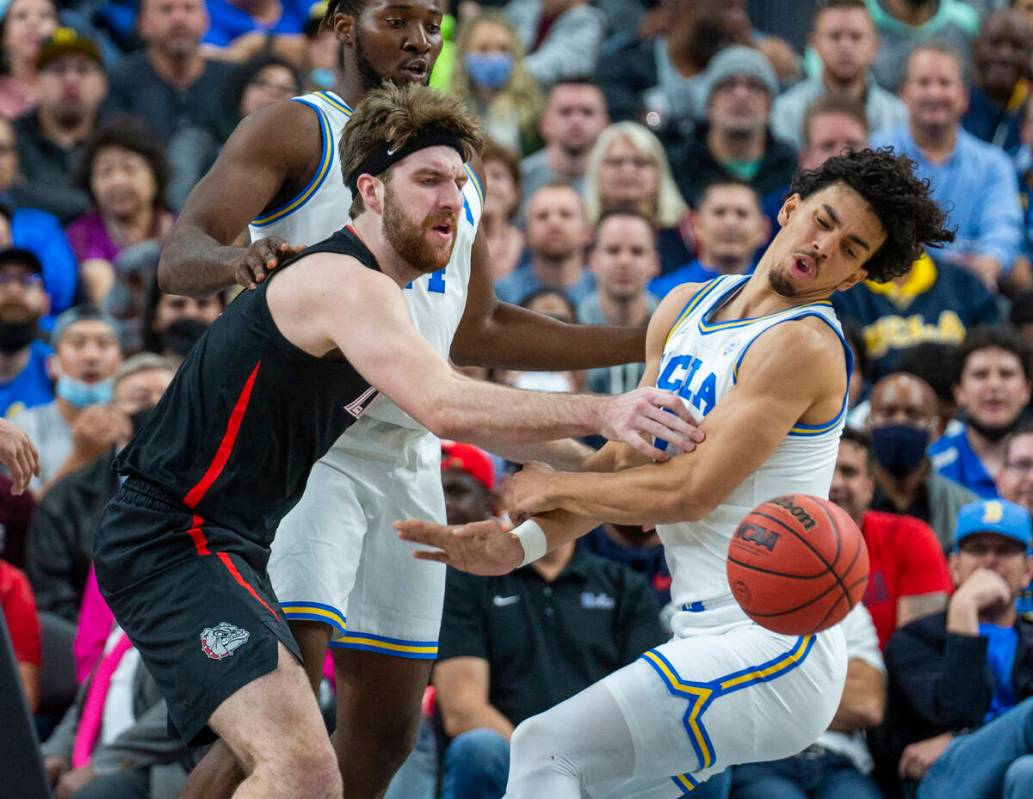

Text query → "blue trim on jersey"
[640,635,815,779]
[463,162,485,208]
[279,601,348,636]
[666,279,723,345]
[697,275,833,335]
[251,98,334,227]
[329,629,439,659]
[728,309,852,436]
[317,91,353,116]
[672,772,700,793]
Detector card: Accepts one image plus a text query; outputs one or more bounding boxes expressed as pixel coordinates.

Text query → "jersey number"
[406,268,447,295]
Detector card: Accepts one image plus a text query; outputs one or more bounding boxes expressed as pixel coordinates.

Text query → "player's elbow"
[664,485,718,524]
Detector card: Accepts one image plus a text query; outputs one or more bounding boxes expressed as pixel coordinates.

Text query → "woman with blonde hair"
[583,121,693,273]
[450,10,542,156]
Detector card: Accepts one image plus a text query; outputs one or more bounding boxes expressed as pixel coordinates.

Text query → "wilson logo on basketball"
[200,622,250,660]
[769,496,816,531]
[736,523,780,551]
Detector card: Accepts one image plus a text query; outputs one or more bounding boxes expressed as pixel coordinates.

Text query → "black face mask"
[0,320,38,354]
[162,318,208,357]
[871,423,930,478]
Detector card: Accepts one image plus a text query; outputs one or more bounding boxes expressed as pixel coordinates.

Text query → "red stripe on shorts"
[185,514,209,555]
[183,361,262,509]
[216,552,280,620]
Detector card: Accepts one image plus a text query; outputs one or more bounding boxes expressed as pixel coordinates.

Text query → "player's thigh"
[602,624,846,782]
[210,641,333,771]
[270,452,374,640]
[337,438,446,659]
[332,646,433,724]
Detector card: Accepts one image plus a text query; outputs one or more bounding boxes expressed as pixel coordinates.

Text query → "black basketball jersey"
[116,227,380,541]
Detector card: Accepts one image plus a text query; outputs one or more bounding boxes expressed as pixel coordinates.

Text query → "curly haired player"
[400,148,955,798]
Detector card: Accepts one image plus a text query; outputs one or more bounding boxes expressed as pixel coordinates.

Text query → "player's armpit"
[514,319,846,524]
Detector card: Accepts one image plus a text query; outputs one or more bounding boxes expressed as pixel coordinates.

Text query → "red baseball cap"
[441,441,496,492]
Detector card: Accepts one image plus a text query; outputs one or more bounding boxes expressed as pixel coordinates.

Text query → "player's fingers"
[453,520,497,540]
[7,450,27,495]
[394,519,453,547]
[642,402,700,446]
[412,549,451,565]
[624,433,669,463]
[645,391,701,431]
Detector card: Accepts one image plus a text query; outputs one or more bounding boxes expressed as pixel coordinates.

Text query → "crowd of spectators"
[6,0,1033,797]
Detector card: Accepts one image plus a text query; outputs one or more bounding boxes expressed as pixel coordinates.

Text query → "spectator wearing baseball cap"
[13,305,122,496]
[668,46,796,208]
[12,27,107,222]
[441,441,496,527]
[877,498,1033,799]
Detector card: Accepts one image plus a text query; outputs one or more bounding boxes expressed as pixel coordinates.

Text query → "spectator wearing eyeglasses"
[0,247,54,419]
[997,424,1033,515]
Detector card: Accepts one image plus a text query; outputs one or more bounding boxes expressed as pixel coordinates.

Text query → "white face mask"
[510,371,577,393]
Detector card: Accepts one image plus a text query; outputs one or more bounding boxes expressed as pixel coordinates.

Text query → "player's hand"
[507,461,558,522]
[0,418,39,495]
[899,732,953,781]
[599,388,703,461]
[395,518,523,575]
[235,236,305,290]
[952,567,1013,614]
[70,405,132,461]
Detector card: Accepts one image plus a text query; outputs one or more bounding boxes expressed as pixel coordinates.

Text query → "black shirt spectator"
[0,474,35,569]
[436,544,664,728]
[13,29,109,222]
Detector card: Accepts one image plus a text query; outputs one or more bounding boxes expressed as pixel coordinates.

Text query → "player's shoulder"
[650,281,708,331]
[221,99,323,165]
[754,311,844,365]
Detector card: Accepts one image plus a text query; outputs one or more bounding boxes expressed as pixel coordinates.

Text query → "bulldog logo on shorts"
[200,622,250,660]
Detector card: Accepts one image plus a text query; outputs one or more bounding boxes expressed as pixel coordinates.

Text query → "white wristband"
[513,519,548,567]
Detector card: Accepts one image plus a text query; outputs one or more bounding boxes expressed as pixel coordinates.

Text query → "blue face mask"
[464,53,514,90]
[871,423,930,478]
[56,376,114,409]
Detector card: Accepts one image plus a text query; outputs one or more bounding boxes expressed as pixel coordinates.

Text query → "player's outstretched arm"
[449,232,648,370]
[508,318,848,525]
[157,102,315,297]
[307,261,702,459]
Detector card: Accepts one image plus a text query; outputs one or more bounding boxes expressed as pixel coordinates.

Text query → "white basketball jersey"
[655,275,851,627]
[248,90,484,431]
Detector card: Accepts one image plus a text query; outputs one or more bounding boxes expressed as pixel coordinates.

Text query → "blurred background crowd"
[6,0,1033,797]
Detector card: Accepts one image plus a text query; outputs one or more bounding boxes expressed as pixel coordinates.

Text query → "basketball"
[726,494,869,635]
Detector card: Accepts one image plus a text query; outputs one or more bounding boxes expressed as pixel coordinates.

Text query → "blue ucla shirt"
[979,622,1018,722]
[929,428,999,499]
[0,340,53,419]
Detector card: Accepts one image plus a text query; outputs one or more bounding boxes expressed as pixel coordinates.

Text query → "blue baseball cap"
[954,499,1032,553]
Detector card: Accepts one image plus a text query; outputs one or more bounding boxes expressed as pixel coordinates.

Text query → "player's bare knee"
[266,739,340,798]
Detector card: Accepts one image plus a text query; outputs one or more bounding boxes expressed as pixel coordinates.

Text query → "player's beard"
[767,267,798,298]
[382,185,456,273]
[353,32,385,93]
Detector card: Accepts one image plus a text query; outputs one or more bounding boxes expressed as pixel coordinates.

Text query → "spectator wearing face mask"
[26,352,174,623]
[829,427,953,650]
[451,11,543,156]
[931,327,1033,500]
[13,306,123,496]
[140,272,224,360]
[868,372,978,548]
